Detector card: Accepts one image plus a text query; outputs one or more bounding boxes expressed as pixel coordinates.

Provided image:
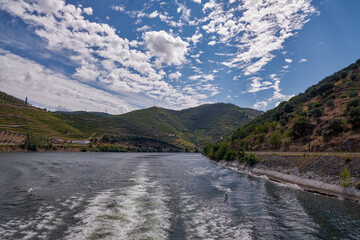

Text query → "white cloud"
[0,50,132,114]
[136,25,151,32]
[192,0,202,3]
[144,30,189,66]
[169,71,182,80]
[0,0,212,110]
[299,58,308,63]
[283,65,289,69]
[208,40,217,45]
[112,5,125,12]
[83,7,93,15]
[285,58,293,63]
[186,30,203,46]
[253,101,268,110]
[201,0,316,76]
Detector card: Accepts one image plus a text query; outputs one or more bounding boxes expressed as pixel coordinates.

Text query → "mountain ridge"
[0,92,262,151]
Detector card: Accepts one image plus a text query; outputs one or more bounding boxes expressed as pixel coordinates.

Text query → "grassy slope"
[0,92,84,139]
[209,58,360,156]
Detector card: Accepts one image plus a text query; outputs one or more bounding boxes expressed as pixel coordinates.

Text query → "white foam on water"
[180,192,253,240]
[0,193,85,240]
[65,163,172,240]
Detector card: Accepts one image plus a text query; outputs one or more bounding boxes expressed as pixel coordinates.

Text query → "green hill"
[0,92,262,152]
[204,58,360,160]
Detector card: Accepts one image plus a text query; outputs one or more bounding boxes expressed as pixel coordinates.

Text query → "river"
[0,152,359,239]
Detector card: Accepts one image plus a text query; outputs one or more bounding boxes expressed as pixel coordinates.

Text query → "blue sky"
[0,0,359,114]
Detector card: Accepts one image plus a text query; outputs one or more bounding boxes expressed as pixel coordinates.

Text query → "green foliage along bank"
[213,58,360,153]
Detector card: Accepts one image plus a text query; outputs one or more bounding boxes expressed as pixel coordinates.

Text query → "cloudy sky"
[0,0,360,114]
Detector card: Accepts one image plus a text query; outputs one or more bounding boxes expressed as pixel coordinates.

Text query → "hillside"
[204,58,360,160]
[55,103,262,151]
[0,92,261,151]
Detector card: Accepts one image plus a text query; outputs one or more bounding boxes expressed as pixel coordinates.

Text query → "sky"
[0,0,360,114]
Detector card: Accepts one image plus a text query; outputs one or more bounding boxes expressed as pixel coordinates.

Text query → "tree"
[269,130,281,149]
[291,116,313,139]
[23,132,38,151]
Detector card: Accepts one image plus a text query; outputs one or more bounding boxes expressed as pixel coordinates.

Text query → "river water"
[0,152,359,240]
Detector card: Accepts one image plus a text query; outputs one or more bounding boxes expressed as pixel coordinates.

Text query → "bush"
[321,119,343,138]
[213,142,229,160]
[23,132,38,151]
[244,153,259,166]
[350,73,357,81]
[346,106,360,128]
[309,107,323,118]
[355,181,360,190]
[269,130,282,149]
[237,148,246,162]
[291,116,313,139]
[339,166,351,188]
[256,133,265,144]
[203,143,214,157]
[344,157,352,163]
[347,88,358,98]
[325,98,334,108]
[224,150,237,161]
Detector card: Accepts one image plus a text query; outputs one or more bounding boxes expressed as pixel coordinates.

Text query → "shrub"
[23,132,38,151]
[325,98,334,108]
[344,157,352,163]
[256,133,265,144]
[339,93,348,99]
[339,166,351,188]
[291,116,313,139]
[283,102,295,113]
[237,148,246,162]
[244,153,259,166]
[213,142,229,160]
[350,73,357,81]
[309,107,323,118]
[321,119,343,138]
[355,181,360,190]
[269,130,282,149]
[203,143,214,157]
[346,106,360,128]
[345,97,360,113]
[282,139,291,148]
[224,150,237,161]
[279,118,287,126]
[347,88,358,98]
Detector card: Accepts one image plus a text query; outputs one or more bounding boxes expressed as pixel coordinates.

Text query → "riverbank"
[218,152,360,202]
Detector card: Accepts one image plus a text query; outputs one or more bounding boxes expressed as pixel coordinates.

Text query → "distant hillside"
[204,58,360,160]
[55,103,262,151]
[0,92,261,151]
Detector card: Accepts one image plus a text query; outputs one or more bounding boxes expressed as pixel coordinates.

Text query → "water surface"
[0,152,359,239]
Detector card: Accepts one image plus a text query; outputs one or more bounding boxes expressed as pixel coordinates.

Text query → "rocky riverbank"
[218,152,360,202]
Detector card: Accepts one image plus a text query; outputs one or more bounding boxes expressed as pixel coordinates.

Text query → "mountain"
[204,58,360,159]
[0,92,262,151]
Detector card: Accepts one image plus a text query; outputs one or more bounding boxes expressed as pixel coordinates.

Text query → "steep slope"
[0,92,85,139]
[204,58,360,159]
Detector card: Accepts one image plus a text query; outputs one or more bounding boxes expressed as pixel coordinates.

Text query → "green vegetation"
[269,130,281,149]
[339,166,351,188]
[0,91,261,152]
[204,58,360,153]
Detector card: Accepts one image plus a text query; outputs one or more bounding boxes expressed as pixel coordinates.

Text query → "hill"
[204,58,360,160]
[0,92,262,152]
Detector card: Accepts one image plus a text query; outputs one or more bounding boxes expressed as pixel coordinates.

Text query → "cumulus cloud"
[0,0,214,110]
[112,5,125,12]
[169,71,182,80]
[299,58,308,63]
[83,7,93,15]
[144,30,189,66]
[136,25,151,32]
[285,58,293,63]
[192,0,201,3]
[0,50,132,114]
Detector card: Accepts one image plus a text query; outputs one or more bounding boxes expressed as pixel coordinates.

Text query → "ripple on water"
[65,163,172,240]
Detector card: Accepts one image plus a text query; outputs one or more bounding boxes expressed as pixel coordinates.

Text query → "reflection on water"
[0,152,359,239]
